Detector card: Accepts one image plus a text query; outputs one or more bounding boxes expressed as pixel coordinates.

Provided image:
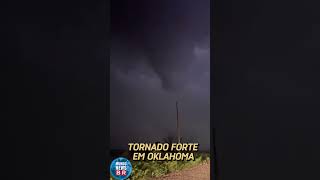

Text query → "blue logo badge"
[110,157,132,180]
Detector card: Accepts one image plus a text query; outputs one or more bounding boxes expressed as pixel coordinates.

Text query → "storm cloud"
[111,0,210,91]
[110,0,210,150]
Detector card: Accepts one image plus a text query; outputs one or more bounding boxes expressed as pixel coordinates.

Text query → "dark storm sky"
[110,0,210,150]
